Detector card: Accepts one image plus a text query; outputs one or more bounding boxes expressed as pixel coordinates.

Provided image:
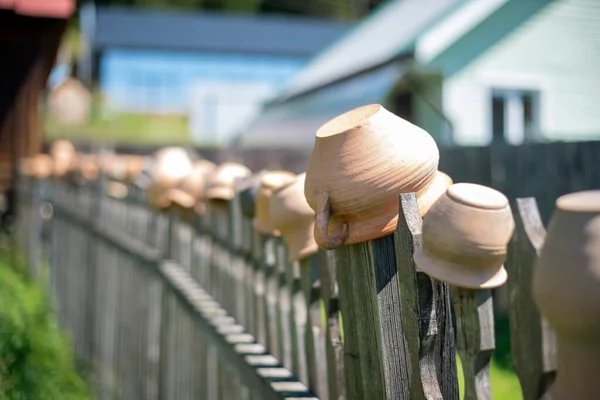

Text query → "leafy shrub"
[0,254,91,399]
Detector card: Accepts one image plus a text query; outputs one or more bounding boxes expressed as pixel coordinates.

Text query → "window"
[491,89,540,145]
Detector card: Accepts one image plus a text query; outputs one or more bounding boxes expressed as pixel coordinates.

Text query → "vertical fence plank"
[453,288,495,400]
[334,247,364,400]
[395,193,459,399]
[508,198,556,400]
[275,240,293,371]
[299,254,329,398]
[317,250,346,400]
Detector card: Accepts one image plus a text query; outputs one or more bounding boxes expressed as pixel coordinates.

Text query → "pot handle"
[314,191,348,250]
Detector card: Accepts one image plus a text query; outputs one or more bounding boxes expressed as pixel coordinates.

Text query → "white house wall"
[442,0,600,145]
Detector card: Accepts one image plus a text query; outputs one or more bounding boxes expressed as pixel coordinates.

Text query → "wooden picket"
[15,162,572,400]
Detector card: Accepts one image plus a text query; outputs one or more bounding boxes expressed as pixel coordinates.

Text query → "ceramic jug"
[533,190,600,400]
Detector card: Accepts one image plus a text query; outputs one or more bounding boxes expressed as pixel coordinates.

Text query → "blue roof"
[92,6,351,57]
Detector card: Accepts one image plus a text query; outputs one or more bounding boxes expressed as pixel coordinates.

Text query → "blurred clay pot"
[50,140,77,177]
[271,173,318,261]
[77,154,99,181]
[253,171,296,235]
[176,160,217,203]
[206,162,251,202]
[125,155,145,183]
[146,182,171,210]
[532,190,600,400]
[414,183,514,289]
[237,171,266,219]
[149,147,193,190]
[108,155,129,182]
[304,104,451,249]
[20,155,53,179]
[106,181,128,199]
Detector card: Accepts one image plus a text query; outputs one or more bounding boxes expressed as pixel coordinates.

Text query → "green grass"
[44,112,191,146]
[0,250,92,399]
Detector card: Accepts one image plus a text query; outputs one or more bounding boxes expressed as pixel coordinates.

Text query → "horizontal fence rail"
[16,167,568,400]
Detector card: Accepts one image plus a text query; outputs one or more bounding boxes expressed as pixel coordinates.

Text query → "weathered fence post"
[508,197,556,400]
[532,190,600,400]
[414,183,515,400]
[395,193,458,400]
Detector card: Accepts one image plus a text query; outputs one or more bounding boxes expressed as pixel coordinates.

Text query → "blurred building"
[77,4,349,146]
[239,0,600,148]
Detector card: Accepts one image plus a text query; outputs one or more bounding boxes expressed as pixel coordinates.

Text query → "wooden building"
[0,0,74,221]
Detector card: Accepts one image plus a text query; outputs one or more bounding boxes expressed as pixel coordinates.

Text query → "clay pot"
[271,173,319,261]
[206,162,251,201]
[31,154,53,179]
[50,140,77,177]
[77,154,99,181]
[149,147,193,190]
[413,183,514,289]
[108,155,130,182]
[176,160,217,203]
[253,171,296,235]
[125,155,145,183]
[304,104,451,249]
[106,181,128,199]
[237,171,266,219]
[532,190,600,400]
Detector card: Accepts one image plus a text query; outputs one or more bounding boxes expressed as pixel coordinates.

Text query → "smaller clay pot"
[253,171,296,235]
[106,181,128,199]
[413,183,515,289]
[125,155,145,183]
[177,160,217,203]
[31,154,53,179]
[50,140,77,177]
[149,147,193,190]
[107,155,130,182]
[206,162,251,201]
[271,173,318,261]
[237,171,266,219]
[77,154,99,181]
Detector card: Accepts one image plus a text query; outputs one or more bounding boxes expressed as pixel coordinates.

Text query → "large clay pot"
[149,147,193,190]
[414,183,514,289]
[271,173,318,261]
[253,171,296,235]
[50,140,76,177]
[304,104,451,248]
[237,171,266,219]
[532,190,600,400]
[206,162,251,201]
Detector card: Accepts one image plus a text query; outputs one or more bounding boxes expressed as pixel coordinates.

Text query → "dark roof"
[93,6,351,57]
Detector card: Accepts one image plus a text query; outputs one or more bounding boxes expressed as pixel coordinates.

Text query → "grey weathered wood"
[264,237,281,359]
[508,198,556,400]
[275,240,293,371]
[299,254,328,398]
[338,239,387,399]
[253,232,270,348]
[334,245,364,400]
[453,288,495,400]
[395,193,459,400]
[317,249,346,400]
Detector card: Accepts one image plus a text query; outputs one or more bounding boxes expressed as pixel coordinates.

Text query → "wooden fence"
[16,166,561,400]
